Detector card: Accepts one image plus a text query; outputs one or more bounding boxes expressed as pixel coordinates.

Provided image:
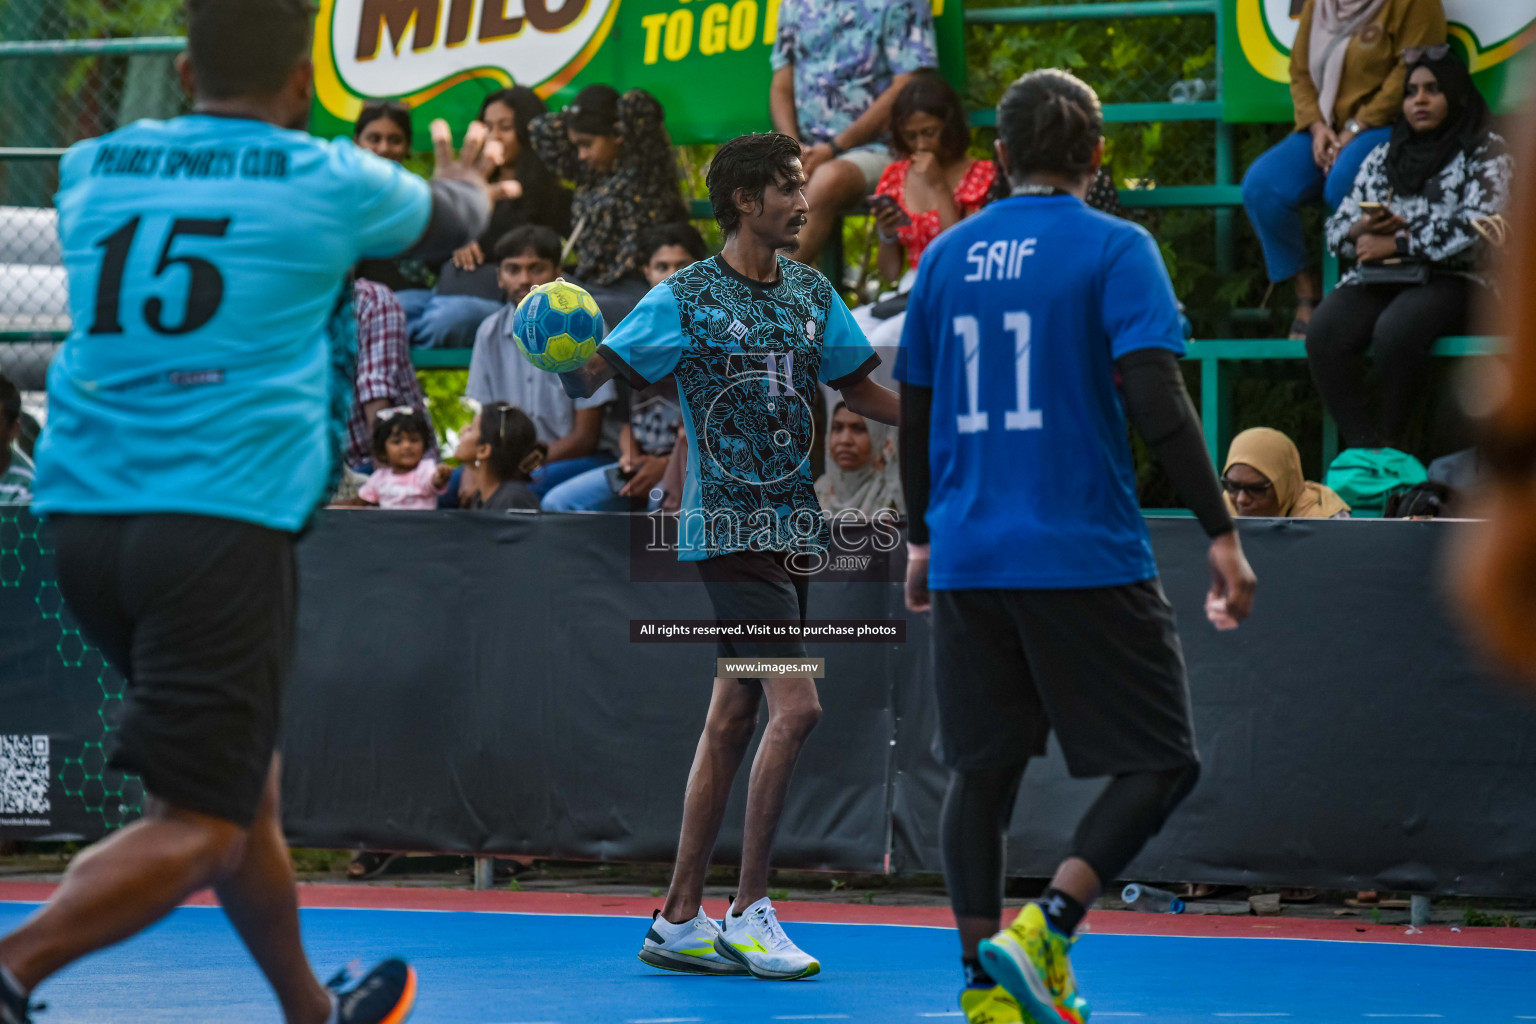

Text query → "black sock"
[962,957,995,989]
[1038,887,1087,936]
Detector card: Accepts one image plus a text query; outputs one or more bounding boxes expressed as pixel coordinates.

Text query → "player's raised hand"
[429,119,520,203]
[1206,531,1256,626]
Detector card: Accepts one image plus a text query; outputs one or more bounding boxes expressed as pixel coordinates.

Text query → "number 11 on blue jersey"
[954,311,1043,435]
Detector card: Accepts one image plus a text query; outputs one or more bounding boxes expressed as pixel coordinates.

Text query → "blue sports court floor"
[2,890,1533,1023]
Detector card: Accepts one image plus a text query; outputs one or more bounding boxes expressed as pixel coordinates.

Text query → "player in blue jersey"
[896,70,1258,1024]
[560,132,898,980]
[0,2,502,1022]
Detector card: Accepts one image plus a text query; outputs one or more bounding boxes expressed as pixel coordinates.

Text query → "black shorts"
[931,579,1199,778]
[697,549,811,663]
[49,513,296,828]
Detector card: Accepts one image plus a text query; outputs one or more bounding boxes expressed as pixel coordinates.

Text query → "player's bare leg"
[213,756,333,1024]
[660,678,763,924]
[0,798,247,992]
[732,675,821,914]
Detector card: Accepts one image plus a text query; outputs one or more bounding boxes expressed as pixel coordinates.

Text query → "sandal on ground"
[1280,887,1319,902]
[347,851,400,881]
[1174,883,1223,899]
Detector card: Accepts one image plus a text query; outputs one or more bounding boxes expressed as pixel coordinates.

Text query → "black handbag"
[1355,255,1431,286]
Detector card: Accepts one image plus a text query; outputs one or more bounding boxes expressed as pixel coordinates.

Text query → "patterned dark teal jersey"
[600,255,878,561]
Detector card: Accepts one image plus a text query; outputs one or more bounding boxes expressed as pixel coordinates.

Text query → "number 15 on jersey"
[954,311,1043,435]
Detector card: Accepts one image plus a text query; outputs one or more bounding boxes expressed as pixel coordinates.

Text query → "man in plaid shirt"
[346,279,438,471]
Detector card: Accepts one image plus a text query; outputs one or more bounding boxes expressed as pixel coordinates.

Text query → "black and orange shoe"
[327,958,417,1024]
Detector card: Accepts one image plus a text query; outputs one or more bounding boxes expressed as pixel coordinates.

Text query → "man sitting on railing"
[769,0,938,266]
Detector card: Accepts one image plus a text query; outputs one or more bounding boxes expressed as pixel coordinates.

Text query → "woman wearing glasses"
[1223,428,1350,519]
[1241,0,1446,339]
[1306,48,1512,455]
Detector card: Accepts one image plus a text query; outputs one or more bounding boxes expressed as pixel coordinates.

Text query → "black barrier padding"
[279,511,897,872]
[890,518,1536,895]
[6,509,1536,895]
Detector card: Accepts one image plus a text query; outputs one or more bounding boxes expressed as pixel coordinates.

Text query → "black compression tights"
[942,763,1200,919]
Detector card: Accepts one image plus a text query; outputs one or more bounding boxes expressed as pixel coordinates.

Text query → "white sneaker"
[639,909,749,975]
[713,897,821,980]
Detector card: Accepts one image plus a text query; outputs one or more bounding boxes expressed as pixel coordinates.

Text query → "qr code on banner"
[0,735,51,815]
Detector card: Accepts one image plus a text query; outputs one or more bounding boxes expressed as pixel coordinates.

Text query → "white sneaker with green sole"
[713,897,821,980]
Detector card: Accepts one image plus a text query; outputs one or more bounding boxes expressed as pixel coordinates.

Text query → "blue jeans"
[542,462,665,512]
[435,454,618,507]
[400,292,503,349]
[1241,127,1392,282]
[529,454,616,499]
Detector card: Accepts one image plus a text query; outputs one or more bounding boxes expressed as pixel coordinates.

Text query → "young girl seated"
[454,401,545,510]
[358,407,451,509]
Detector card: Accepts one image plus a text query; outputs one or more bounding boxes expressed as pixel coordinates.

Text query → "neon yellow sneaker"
[960,984,1028,1024]
[978,903,1090,1024]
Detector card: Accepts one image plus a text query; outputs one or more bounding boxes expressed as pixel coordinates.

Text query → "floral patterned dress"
[529,89,689,287]
[875,158,998,270]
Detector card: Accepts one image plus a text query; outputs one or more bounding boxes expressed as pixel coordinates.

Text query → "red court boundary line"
[4,881,1534,950]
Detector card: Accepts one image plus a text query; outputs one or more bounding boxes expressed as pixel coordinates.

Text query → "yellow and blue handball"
[512,280,605,373]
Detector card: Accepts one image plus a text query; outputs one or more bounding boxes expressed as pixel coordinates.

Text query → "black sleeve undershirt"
[398,179,490,262]
[1117,347,1233,538]
[900,383,933,546]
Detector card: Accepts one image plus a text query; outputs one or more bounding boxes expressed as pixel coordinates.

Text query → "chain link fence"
[0,0,186,395]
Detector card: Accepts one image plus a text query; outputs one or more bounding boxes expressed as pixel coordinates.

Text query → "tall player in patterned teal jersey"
[560,132,898,981]
[897,71,1257,1024]
[0,2,502,1022]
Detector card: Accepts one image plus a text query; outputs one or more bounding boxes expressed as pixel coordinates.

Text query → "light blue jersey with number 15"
[894,194,1187,590]
[33,114,432,531]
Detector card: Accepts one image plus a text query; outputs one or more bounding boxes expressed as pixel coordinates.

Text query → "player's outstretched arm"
[840,375,900,426]
[558,350,619,399]
[396,120,510,261]
[1117,347,1256,623]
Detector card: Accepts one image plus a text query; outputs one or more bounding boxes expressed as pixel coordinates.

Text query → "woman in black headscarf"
[1305,48,1512,453]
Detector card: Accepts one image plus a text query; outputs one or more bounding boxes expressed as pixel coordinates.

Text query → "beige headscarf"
[1309,0,1391,128]
[1224,427,1351,518]
[815,402,904,517]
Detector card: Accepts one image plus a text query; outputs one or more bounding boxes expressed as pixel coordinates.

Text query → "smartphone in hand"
[866,193,912,227]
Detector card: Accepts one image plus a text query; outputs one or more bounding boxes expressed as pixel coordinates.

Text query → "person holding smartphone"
[1307,48,1512,454]
[871,73,997,285]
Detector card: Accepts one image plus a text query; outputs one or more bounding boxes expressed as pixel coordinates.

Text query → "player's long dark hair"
[708,133,803,237]
[889,73,971,162]
[996,69,1103,185]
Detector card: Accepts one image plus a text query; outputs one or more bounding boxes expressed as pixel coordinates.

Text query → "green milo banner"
[310,0,966,146]
[1223,0,1536,122]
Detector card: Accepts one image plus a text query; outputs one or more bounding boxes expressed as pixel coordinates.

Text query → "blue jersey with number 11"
[894,195,1186,590]
[33,115,431,531]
